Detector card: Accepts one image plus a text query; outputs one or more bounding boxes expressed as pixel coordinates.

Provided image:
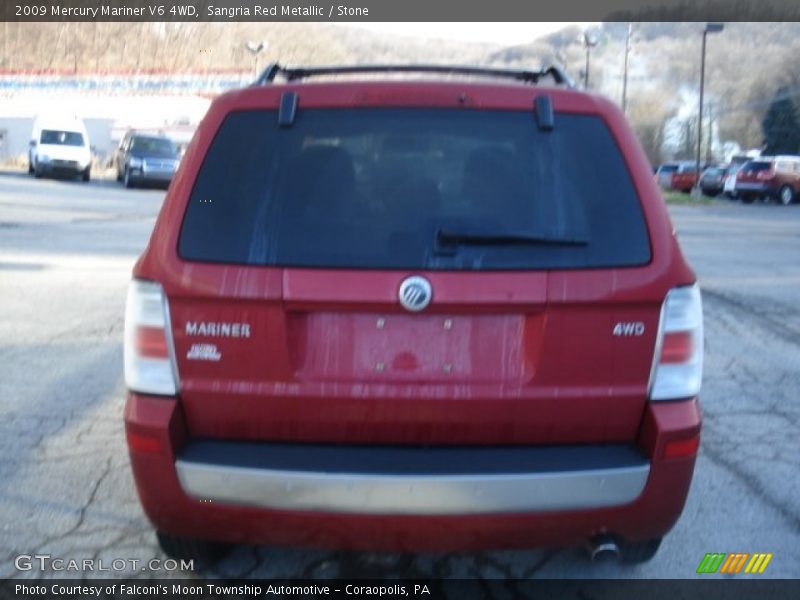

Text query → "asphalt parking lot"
[0,169,798,581]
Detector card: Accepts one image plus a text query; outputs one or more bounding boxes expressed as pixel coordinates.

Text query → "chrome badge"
[398,276,432,312]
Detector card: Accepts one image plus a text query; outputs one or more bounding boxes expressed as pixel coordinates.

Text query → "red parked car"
[735,155,800,205]
[124,64,704,565]
[655,161,699,193]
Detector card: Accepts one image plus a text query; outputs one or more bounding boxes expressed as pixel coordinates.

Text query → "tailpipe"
[587,534,621,562]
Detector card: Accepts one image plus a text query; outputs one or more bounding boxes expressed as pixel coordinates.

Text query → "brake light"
[124,280,178,395]
[756,168,775,180]
[134,326,169,358]
[660,331,693,364]
[649,285,704,401]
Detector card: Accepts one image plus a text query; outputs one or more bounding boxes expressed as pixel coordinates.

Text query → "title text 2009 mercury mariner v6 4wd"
[124,64,703,564]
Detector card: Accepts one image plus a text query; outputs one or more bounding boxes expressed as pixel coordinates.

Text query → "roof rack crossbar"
[255,63,574,88]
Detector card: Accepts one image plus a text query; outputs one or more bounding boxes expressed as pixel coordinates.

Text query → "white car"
[723,164,742,198]
[28,117,92,181]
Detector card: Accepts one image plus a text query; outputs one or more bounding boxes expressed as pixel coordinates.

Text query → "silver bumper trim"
[175,459,649,515]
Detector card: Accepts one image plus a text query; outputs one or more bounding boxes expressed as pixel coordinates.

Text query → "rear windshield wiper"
[436,227,588,247]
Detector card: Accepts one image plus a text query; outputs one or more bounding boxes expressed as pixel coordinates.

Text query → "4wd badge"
[613,321,646,336]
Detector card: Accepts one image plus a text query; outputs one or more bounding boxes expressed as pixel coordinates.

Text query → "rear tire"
[34,163,43,179]
[779,185,794,206]
[156,531,230,566]
[82,167,91,182]
[621,537,662,564]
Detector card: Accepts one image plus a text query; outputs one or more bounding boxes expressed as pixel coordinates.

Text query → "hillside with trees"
[3,21,800,163]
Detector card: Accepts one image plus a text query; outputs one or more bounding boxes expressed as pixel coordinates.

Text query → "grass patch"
[662,191,717,205]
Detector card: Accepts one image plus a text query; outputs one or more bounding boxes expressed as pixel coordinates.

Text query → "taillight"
[756,168,775,180]
[124,280,178,395]
[649,285,704,401]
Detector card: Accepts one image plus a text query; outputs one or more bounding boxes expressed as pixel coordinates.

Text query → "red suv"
[655,161,699,193]
[124,64,704,565]
[735,156,800,205]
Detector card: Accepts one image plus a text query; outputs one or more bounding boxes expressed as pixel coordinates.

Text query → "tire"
[156,531,229,566]
[82,167,91,182]
[34,163,43,179]
[123,168,134,188]
[779,185,794,206]
[741,194,754,204]
[621,537,662,564]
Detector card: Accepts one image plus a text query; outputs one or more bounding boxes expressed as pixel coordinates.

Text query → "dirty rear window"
[178,109,651,270]
[131,136,178,157]
[743,161,772,172]
[40,130,84,146]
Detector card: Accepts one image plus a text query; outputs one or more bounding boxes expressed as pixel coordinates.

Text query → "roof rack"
[254,63,575,88]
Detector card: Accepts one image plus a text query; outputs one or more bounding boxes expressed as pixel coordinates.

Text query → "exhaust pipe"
[587,534,621,562]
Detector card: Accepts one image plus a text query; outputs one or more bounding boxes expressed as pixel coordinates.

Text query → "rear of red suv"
[735,156,800,205]
[124,65,703,564]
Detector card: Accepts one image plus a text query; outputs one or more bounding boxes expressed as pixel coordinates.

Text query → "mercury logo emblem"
[398,276,432,312]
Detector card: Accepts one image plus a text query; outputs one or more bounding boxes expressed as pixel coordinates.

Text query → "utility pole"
[582,32,598,89]
[695,23,723,191]
[622,23,632,114]
[706,103,715,163]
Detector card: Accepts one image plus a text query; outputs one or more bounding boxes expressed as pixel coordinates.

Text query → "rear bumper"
[700,183,723,194]
[38,161,86,175]
[128,168,174,184]
[125,394,701,551]
[736,182,776,196]
[175,442,649,515]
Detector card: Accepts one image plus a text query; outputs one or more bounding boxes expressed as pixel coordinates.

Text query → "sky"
[334,22,591,45]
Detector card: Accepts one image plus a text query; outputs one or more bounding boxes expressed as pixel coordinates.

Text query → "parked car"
[124,64,703,565]
[28,116,91,181]
[114,132,180,188]
[699,166,726,196]
[735,155,800,205]
[655,161,698,193]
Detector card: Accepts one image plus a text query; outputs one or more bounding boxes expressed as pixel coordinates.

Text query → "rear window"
[179,109,651,270]
[131,136,178,157]
[743,161,772,171]
[40,129,84,146]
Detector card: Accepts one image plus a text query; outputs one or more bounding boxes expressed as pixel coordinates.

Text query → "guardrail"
[0,70,252,94]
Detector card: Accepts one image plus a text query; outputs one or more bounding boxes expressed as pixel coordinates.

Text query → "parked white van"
[28,117,92,181]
